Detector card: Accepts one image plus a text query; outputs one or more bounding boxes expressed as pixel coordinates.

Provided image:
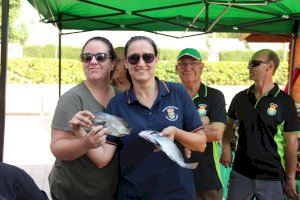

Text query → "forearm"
[204,122,225,142]
[51,136,88,161]
[285,136,298,180]
[87,143,117,168]
[175,129,207,152]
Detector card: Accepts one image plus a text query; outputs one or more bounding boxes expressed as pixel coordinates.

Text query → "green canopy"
[28,0,300,36]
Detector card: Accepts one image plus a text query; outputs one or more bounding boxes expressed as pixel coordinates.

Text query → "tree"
[0,0,28,45]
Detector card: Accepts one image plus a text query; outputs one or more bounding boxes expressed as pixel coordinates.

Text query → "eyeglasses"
[81,52,110,63]
[127,53,155,65]
[248,60,268,68]
[177,61,201,69]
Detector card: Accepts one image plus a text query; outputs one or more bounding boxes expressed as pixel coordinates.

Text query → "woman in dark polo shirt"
[71,36,207,200]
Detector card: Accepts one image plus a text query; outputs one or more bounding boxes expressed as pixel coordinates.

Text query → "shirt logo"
[267,103,278,116]
[197,104,207,116]
[162,106,178,121]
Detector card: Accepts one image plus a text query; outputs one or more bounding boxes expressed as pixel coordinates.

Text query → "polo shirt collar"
[247,83,280,97]
[194,83,207,100]
[126,77,170,104]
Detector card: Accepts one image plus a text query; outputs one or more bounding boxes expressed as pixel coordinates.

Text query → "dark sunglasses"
[248,60,268,68]
[81,52,110,63]
[127,53,155,65]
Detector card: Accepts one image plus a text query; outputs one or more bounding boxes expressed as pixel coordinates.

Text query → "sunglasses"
[248,60,268,68]
[177,61,201,69]
[127,53,155,65]
[81,52,110,63]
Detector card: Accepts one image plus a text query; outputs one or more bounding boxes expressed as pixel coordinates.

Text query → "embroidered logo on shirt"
[267,103,278,116]
[162,106,178,121]
[197,104,207,116]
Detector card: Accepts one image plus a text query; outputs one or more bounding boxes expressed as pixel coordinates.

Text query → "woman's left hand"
[160,126,178,141]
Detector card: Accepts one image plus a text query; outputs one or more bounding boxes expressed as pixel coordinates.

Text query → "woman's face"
[125,40,157,84]
[82,40,114,82]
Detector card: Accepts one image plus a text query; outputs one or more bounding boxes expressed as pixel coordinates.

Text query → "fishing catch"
[91,112,131,137]
[138,130,198,169]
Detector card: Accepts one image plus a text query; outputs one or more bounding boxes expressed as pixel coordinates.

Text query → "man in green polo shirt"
[221,49,300,200]
[176,48,227,200]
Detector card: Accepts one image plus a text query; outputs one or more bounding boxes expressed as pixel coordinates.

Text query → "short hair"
[255,49,280,73]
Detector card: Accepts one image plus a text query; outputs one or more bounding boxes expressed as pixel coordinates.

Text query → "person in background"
[176,48,226,200]
[49,37,121,200]
[221,49,300,200]
[111,47,131,91]
[0,162,49,200]
[71,36,207,200]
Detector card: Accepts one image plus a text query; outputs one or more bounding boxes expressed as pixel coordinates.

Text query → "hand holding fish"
[70,110,95,130]
[160,126,178,141]
[82,125,108,150]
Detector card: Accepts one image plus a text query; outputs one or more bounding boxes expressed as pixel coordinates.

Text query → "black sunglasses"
[127,53,155,65]
[81,52,110,63]
[248,60,268,68]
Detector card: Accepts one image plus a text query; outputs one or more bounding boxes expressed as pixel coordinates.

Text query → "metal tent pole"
[0,0,10,162]
[58,27,62,97]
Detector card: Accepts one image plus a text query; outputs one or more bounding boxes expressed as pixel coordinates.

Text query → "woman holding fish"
[72,36,207,200]
[49,37,121,200]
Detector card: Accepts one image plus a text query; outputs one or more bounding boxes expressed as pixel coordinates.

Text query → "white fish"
[138,130,198,169]
[92,112,131,137]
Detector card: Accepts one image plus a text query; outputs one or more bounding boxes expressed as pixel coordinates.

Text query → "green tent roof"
[28,0,300,36]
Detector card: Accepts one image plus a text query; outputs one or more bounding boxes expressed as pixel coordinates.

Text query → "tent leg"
[0,0,10,162]
[58,29,62,97]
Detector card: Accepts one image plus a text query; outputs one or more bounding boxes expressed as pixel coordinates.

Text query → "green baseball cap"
[177,48,201,60]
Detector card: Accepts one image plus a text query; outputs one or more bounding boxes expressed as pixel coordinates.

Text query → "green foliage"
[0,0,28,44]
[7,57,288,86]
[219,50,288,62]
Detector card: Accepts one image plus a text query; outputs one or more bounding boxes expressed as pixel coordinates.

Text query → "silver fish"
[138,130,198,169]
[92,112,131,137]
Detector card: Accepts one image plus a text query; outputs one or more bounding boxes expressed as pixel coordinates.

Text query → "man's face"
[177,56,204,85]
[248,52,271,82]
[111,59,130,90]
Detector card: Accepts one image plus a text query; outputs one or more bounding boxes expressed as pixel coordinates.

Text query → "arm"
[284,132,298,200]
[50,126,107,161]
[160,126,207,152]
[220,117,235,168]
[203,121,225,142]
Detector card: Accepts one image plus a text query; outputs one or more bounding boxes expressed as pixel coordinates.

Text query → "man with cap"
[176,48,226,200]
[221,49,300,200]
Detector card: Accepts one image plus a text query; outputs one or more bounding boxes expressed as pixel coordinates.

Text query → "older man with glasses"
[176,48,227,200]
[221,49,300,200]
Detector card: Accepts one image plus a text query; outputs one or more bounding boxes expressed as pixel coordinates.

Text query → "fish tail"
[185,162,199,169]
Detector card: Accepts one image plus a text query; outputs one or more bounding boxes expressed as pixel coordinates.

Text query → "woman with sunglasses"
[71,36,207,199]
[48,37,120,200]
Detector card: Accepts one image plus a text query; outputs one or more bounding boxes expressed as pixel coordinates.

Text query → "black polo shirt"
[228,83,300,180]
[191,84,227,191]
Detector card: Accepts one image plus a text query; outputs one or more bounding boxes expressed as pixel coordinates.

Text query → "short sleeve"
[106,98,119,145]
[209,91,227,123]
[283,97,300,132]
[51,92,82,132]
[180,85,203,132]
[227,94,238,120]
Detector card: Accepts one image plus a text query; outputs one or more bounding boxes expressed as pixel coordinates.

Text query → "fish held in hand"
[92,112,131,137]
[138,130,198,169]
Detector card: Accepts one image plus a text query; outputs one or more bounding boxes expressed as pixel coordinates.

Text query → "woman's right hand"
[70,110,95,130]
[83,125,108,150]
